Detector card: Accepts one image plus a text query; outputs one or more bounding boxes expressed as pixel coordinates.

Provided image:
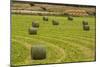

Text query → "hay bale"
[83,25,90,31]
[68,16,73,20]
[43,16,48,21]
[31,45,46,60]
[29,27,37,35]
[82,20,88,25]
[41,7,47,11]
[29,3,35,7]
[52,20,59,25]
[32,21,39,28]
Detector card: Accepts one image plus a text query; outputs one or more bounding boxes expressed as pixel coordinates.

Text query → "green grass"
[11,14,96,66]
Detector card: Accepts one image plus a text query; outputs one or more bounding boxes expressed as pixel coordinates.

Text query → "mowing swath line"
[13,35,95,63]
[12,31,94,59]
[13,34,94,59]
[13,33,93,52]
[12,39,32,49]
[12,22,95,38]
[12,30,95,47]
[35,35,94,58]
[39,34,95,49]
[40,33,94,44]
[13,36,66,63]
[12,39,32,65]
[12,30,94,42]
[13,34,93,62]
[41,32,95,42]
[12,37,64,62]
[12,38,64,64]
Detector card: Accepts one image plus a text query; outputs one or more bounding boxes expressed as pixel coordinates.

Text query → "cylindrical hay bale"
[32,21,39,28]
[52,20,59,25]
[82,20,88,25]
[68,16,73,20]
[31,45,46,60]
[30,3,35,7]
[83,25,90,31]
[29,27,37,35]
[43,16,48,21]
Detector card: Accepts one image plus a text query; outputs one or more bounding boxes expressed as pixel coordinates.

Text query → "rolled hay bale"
[32,21,39,28]
[68,16,73,20]
[82,20,88,25]
[41,7,47,11]
[31,45,46,60]
[83,25,90,31]
[43,16,48,21]
[28,27,37,35]
[52,20,59,25]
[29,3,35,7]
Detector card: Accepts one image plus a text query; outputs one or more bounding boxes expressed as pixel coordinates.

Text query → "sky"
[17,0,96,6]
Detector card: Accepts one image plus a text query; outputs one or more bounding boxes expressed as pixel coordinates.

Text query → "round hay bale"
[68,16,73,20]
[32,21,39,28]
[31,45,46,60]
[43,16,48,21]
[82,20,88,25]
[52,20,59,25]
[83,25,90,31]
[41,7,47,11]
[28,27,37,35]
[30,3,35,7]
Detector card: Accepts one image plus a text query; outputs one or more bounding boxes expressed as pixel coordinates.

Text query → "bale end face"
[52,20,59,25]
[31,45,46,60]
[32,21,39,28]
[43,16,48,21]
[83,25,90,31]
[28,27,37,35]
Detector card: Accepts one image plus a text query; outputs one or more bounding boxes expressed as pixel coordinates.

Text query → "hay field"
[11,14,96,66]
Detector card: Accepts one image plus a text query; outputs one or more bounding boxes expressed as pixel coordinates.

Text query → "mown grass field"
[11,14,96,66]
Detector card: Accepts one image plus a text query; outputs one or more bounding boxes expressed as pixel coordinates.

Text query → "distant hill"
[12,0,96,7]
[12,0,96,16]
